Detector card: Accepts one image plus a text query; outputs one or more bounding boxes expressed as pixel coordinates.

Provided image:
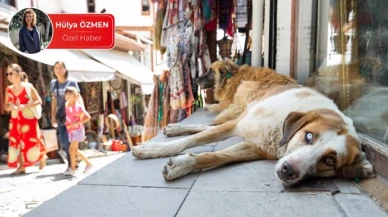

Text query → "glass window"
[311,0,388,144]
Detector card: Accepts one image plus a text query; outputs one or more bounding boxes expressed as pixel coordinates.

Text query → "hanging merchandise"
[120,92,128,109]
[142,75,160,142]
[217,30,234,59]
[160,70,171,129]
[152,0,212,132]
[155,0,167,55]
[204,0,217,31]
[218,0,234,37]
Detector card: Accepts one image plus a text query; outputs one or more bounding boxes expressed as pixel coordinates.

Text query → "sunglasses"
[5,72,13,76]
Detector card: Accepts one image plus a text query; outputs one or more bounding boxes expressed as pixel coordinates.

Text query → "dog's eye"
[323,157,336,166]
[304,132,314,144]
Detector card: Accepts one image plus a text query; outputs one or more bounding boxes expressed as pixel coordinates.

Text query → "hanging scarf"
[155,1,167,55]
[160,70,170,129]
[158,80,164,122]
[141,75,160,142]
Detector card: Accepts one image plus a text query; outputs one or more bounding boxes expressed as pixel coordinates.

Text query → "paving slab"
[79,153,197,188]
[24,185,188,217]
[332,178,362,194]
[285,178,340,193]
[177,191,344,217]
[335,194,388,217]
[192,161,284,192]
[179,108,217,125]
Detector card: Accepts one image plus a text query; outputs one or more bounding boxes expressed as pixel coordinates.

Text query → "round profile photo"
[8,8,53,54]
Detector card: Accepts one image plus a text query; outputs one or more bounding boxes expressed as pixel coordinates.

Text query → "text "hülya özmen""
[55,21,109,29]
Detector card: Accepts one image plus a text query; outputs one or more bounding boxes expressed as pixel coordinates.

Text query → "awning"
[81,49,155,94]
[0,32,116,82]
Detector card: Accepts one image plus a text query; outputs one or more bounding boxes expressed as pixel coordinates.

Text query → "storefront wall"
[272,0,388,145]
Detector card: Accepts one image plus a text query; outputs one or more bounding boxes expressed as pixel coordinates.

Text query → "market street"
[0,153,124,217]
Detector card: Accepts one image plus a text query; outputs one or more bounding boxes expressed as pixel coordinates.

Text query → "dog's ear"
[216,62,239,88]
[340,151,376,179]
[279,111,319,147]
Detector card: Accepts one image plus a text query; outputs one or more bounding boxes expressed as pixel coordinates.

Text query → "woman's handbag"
[25,83,42,119]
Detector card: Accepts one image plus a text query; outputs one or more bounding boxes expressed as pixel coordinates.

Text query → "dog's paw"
[132,142,166,159]
[360,163,376,178]
[162,153,196,181]
[163,124,183,137]
[204,104,218,113]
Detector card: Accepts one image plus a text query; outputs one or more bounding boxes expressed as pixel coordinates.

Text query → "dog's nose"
[281,161,298,180]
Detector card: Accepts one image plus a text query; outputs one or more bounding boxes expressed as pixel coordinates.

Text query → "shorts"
[68,128,85,142]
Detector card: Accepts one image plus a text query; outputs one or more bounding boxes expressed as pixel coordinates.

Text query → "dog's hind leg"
[132,121,237,159]
[162,141,273,181]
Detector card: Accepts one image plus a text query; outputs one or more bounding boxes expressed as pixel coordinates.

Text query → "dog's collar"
[226,71,232,78]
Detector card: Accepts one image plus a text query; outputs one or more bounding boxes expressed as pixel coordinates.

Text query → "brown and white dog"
[196,61,297,125]
[132,84,376,186]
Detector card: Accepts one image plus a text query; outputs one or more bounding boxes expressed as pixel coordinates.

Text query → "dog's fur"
[132,84,376,186]
[196,61,297,125]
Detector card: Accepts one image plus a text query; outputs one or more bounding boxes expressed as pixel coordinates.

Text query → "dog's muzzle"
[277,161,299,182]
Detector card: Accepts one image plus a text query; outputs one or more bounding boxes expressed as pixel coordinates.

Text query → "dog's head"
[196,60,239,90]
[275,109,375,186]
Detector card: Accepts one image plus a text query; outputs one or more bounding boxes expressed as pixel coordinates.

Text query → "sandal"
[11,168,26,175]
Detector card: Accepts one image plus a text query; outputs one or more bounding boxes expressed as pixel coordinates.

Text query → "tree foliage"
[9,8,49,31]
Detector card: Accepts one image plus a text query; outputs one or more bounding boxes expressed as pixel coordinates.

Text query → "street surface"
[0,153,124,217]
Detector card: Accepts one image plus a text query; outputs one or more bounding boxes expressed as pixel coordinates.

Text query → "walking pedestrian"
[50,61,83,174]
[64,86,93,176]
[3,63,46,174]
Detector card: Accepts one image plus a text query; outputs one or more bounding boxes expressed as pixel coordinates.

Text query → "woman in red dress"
[3,64,45,174]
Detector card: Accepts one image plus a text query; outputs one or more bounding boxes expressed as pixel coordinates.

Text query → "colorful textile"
[6,87,45,168]
[218,0,234,37]
[141,75,160,142]
[155,2,167,55]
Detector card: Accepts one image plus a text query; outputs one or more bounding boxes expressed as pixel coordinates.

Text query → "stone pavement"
[0,153,125,217]
[23,109,388,217]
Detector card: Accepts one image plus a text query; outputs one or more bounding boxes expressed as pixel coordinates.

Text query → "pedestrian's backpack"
[54,81,66,125]
[25,83,42,119]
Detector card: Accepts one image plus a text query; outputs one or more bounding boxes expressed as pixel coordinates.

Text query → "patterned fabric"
[170,109,179,124]
[158,81,164,122]
[7,87,45,168]
[141,75,160,142]
[161,72,171,129]
[155,4,167,55]
[162,0,211,121]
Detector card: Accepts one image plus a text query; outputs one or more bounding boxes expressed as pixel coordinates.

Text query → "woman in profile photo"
[19,8,42,54]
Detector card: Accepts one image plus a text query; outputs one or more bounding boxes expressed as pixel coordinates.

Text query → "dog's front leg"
[205,101,229,113]
[132,121,237,159]
[162,141,272,181]
[163,124,213,137]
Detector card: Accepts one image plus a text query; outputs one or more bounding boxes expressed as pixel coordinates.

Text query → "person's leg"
[11,134,25,174]
[69,141,78,170]
[11,151,25,174]
[77,150,91,166]
[57,124,70,167]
